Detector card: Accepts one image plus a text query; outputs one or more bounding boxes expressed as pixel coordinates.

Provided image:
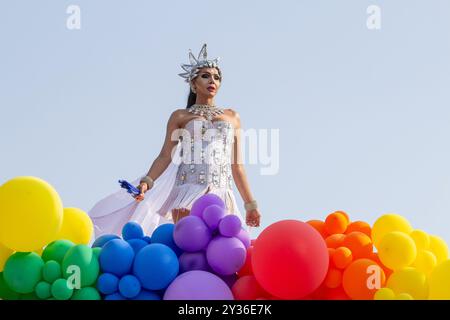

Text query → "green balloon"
[19,292,40,300]
[62,245,99,287]
[0,272,20,300]
[35,281,52,299]
[42,239,75,263]
[71,287,101,300]
[92,247,102,259]
[3,252,44,294]
[51,278,73,300]
[42,260,62,283]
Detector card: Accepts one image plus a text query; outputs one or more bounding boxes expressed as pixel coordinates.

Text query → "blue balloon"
[99,239,135,277]
[97,273,119,295]
[143,236,152,244]
[92,234,120,248]
[131,290,161,300]
[122,222,144,241]
[133,244,179,291]
[151,224,183,256]
[104,293,126,300]
[127,239,148,254]
[119,275,141,299]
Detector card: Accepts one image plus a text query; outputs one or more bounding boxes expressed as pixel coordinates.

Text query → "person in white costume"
[88,44,261,237]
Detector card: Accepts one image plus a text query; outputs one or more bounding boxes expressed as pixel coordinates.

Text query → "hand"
[135,182,148,202]
[246,209,261,227]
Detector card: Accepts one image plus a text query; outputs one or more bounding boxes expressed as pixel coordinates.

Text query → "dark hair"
[186,87,196,108]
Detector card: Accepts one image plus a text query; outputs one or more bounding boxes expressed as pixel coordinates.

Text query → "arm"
[230,110,261,227]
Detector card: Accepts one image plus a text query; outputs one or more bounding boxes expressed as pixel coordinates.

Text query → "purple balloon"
[235,228,251,249]
[218,215,242,237]
[178,252,210,273]
[202,205,226,230]
[206,236,246,276]
[190,194,225,218]
[163,271,233,300]
[173,216,211,252]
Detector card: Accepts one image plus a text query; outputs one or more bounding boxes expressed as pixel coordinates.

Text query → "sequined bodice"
[175,118,234,189]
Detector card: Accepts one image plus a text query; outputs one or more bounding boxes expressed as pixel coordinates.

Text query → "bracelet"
[244,200,258,211]
[140,176,154,190]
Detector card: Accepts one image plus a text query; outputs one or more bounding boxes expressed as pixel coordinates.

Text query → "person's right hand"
[135,182,148,202]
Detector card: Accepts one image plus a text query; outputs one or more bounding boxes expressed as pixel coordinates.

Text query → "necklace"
[188,104,225,121]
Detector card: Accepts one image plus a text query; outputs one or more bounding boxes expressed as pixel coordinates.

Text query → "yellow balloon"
[0,176,63,251]
[387,267,428,300]
[57,207,94,245]
[429,260,450,300]
[396,293,414,300]
[410,230,430,251]
[0,242,13,272]
[374,288,395,300]
[372,214,413,249]
[413,250,437,275]
[378,231,417,270]
[429,235,449,264]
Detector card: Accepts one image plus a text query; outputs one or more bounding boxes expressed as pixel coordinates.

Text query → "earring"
[192,87,197,94]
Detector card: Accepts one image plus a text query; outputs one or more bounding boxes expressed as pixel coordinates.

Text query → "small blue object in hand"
[118,180,141,197]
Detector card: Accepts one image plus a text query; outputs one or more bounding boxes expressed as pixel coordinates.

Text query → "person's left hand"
[246,209,261,227]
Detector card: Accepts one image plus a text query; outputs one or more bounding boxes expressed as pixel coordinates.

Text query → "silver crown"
[178,43,221,83]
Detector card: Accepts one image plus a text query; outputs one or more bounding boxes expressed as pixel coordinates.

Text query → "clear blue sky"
[1,0,449,243]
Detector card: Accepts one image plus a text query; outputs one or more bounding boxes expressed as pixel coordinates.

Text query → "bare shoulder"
[224,108,241,128]
[168,108,189,127]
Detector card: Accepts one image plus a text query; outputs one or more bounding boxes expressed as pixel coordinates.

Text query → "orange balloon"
[342,259,386,300]
[325,212,348,234]
[324,267,342,289]
[325,234,346,249]
[334,211,350,224]
[307,220,329,238]
[342,231,373,259]
[346,221,372,238]
[333,247,353,269]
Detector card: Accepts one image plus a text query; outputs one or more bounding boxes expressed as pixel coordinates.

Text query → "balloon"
[122,221,144,241]
[372,214,413,249]
[413,250,437,275]
[132,290,161,300]
[345,221,371,238]
[202,204,226,230]
[306,220,328,238]
[51,278,73,300]
[99,239,135,277]
[143,236,152,243]
[238,246,254,276]
[35,281,52,299]
[232,275,269,300]
[374,288,395,300]
[324,267,342,289]
[164,270,233,300]
[219,215,242,237]
[133,243,179,291]
[92,247,101,259]
[42,260,62,283]
[368,252,393,279]
[190,193,226,218]
[396,293,413,300]
[332,247,353,269]
[151,223,182,256]
[97,273,119,295]
[429,260,450,299]
[235,228,251,249]
[206,236,246,275]
[342,231,373,259]
[3,252,44,294]
[127,239,148,254]
[179,251,209,273]
[342,259,386,300]
[220,273,238,289]
[92,234,120,248]
[252,220,329,299]
[378,231,417,270]
[62,245,99,287]
[104,293,126,300]
[0,243,13,272]
[0,176,63,252]
[0,272,20,300]
[325,212,348,234]
[386,267,428,300]
[429,235,449,264]
[118,275,141,299]
[71,287,101,300]
[173,216,211,252]
[42,239,75,263]
[325,234,346,249]
[57,207,93,245]
[410,229,430,251]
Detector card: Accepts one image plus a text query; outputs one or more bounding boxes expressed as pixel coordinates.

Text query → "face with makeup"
[190,67,222,98]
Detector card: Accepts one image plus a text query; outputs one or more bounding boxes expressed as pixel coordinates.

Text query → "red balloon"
[231,275,269,300]
[252,220,329,299]
[237,247,253,277]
